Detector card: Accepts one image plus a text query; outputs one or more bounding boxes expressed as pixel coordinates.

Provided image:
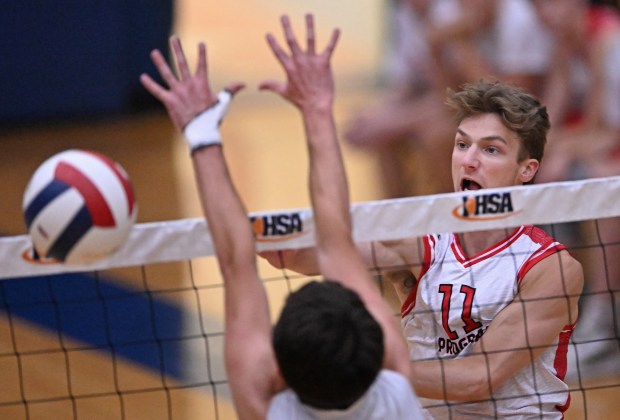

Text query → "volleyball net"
[0,177,619,419]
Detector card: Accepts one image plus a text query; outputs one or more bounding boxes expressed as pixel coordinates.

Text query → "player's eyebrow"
[456,128,508,144]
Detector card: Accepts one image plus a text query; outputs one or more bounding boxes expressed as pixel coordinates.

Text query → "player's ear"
[519,159,539,183]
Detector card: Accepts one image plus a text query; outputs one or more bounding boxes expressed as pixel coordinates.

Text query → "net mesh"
[0,177,618,419]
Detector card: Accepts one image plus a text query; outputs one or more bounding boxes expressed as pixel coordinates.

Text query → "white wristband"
[183,90,233,153]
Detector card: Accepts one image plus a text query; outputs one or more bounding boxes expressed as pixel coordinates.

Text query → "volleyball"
[22,149,137,264]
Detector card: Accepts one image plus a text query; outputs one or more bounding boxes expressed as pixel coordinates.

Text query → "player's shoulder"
[521,225,559,245]
[521,244,583,296]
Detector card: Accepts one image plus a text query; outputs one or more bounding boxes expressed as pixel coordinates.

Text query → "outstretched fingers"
[322,27,341,60]
[280,15,303,56]
[265,33,290,67]
[139,72,168,103]
[263,33,292,98]
[149,48,178,89]
[305,14,316,55]
[141,34,246,131]
[260,14,340,105]
[260,32,289,96]
[195,42,208,82]
[169,36,192,81]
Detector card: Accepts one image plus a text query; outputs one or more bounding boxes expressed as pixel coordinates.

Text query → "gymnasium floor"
[1,1,617,419]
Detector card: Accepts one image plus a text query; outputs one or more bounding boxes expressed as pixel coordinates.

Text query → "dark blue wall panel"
[0,1,173,124]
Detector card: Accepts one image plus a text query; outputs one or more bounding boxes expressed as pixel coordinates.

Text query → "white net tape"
[3,176,620,279]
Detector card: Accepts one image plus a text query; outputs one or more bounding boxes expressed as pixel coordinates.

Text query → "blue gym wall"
[0,1,174,124]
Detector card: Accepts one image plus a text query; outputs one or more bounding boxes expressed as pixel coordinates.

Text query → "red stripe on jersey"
[554,324,575,414]
[55,162,115,227]
[517,243,566,284]
[452,227,525,268]
[451,234,467,264]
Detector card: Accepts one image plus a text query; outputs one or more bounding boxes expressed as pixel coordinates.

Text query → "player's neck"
[457,229,511,257]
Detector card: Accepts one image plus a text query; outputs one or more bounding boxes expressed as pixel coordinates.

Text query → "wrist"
[300,101,333,119]
[183,90,232,153]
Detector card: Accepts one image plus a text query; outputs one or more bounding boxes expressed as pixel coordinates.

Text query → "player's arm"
[260,243,421,307]
[259,228,425,306]
[260,14,411,376]
[258,238,415,273]
[192,148,282,419]
[140,36,280,419]
[410,250,583,400]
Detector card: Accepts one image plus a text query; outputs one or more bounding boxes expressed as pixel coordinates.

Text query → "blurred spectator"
[533,0,620,182]
[344,0,460,198]
[532,0,620,381]
[426,0,551,93]
[345,0,551,198]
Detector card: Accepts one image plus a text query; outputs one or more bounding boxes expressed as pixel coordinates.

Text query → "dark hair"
[272,280,384,409]
[446,80,550,184]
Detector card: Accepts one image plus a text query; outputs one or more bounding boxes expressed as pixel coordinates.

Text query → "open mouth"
[461,179,482,191]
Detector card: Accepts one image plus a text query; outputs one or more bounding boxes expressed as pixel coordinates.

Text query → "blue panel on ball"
[47,206,93,261]
[24,179,70,228]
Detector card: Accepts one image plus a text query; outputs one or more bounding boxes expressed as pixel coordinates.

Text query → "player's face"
[451,113,539,192]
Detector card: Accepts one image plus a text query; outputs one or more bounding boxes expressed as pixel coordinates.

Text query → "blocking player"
[141,14,424,419]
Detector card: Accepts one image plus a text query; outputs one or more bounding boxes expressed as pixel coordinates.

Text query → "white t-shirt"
[267,369,424,419]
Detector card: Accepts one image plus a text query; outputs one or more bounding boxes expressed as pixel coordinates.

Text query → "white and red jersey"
[401,226,574,419]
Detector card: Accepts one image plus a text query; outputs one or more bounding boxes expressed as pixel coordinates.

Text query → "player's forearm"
[410,354,492,401]
[409,328,534,401]
[192,146,256,272]
[303,106,353,246]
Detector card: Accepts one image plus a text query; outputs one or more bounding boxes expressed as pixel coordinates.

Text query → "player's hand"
[257,250,298,269]
[140,35,245,131]
[259,14,340,113]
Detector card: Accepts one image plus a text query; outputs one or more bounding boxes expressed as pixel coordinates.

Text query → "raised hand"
[140,36,244,131]
[259,14,340,112]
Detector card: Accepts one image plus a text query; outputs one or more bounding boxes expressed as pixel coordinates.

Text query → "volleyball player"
[262,80,585,417]
[140,14,424,419]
